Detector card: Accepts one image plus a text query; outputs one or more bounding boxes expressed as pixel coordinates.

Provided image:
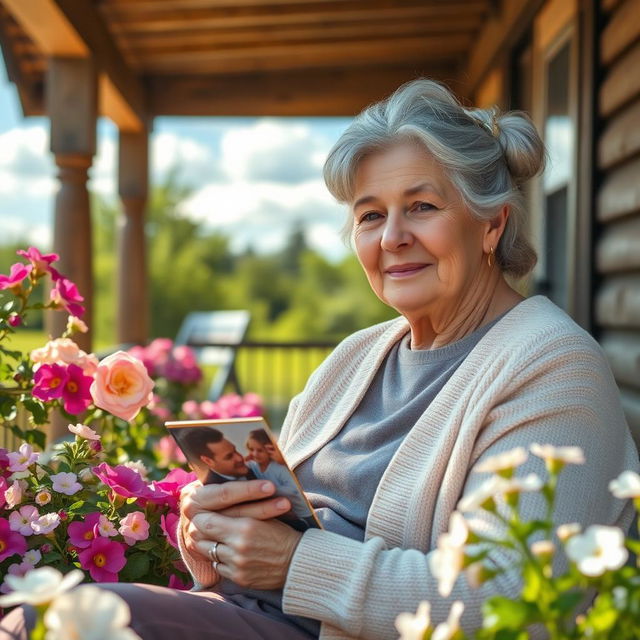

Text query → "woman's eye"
[412,201,435,212]
[359,211,382,223]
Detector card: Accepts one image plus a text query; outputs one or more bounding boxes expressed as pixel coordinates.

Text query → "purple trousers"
[0,583,317,640]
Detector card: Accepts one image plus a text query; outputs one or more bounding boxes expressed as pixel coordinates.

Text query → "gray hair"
[323,78,545,278]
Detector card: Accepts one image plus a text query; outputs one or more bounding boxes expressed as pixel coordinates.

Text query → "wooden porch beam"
[148,65,462,117]
[463,0,545,96]
[2,0,146,131]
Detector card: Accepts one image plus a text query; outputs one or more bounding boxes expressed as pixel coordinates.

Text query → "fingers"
[181,479,276,520]
[219,496,291,520]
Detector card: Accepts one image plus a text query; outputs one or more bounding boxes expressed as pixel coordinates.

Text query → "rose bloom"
[68,423,100,441]
[90,351,154,421]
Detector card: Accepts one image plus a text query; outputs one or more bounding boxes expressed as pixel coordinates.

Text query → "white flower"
[31,513,61,535]
[67,315,88,334]
[123,460,149,481]
[23,549,42,566]
[565,525,628,577]
[475,447,528,475]
[429,513,469,597]
[432,601,464,640]
[501,473,544,495]
[530,443,585,469]
[457,476,505,512]
[44,584,142,640]
[35,489,52,506]
[7,443,39,472]
[395,601,431,640]
[609,471,640,499]
[50,472,82,496]
[68,423,100,441]
[557,522,581,542]
[0,567,83,607]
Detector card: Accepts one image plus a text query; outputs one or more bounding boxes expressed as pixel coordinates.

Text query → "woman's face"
[351,141,489,320]
[246,438,270,466]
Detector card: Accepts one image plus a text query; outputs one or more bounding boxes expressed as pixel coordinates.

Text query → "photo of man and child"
[167,418,320,532]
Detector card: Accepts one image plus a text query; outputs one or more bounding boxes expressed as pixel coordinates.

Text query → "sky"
[0,52,353,261]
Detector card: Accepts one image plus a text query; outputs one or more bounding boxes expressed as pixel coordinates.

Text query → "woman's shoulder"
[332,315,409,355]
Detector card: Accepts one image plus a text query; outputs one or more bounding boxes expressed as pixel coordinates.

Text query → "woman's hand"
[180,479,303,590]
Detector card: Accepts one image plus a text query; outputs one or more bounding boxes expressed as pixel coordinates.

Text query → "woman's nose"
[380,216,413,251]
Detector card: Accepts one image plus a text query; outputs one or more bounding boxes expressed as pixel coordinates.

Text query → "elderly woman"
[2,79,638,640]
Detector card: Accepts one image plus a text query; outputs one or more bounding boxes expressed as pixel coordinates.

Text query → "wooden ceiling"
[0,0,536,129]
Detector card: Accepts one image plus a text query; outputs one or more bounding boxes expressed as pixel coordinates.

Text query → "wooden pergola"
[0,0,542,352]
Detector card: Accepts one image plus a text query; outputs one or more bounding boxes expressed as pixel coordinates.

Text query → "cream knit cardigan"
[180,296,640,640]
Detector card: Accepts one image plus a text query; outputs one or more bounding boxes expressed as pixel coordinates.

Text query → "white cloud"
[0,126,56,197]
[88,135,116,196]
[220,119,329,184]
[151,131,221,186]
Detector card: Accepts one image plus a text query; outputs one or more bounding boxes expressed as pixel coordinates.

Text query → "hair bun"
[494,110,546,183]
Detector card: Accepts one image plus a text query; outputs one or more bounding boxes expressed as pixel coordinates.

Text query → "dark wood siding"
[597,0,640,443]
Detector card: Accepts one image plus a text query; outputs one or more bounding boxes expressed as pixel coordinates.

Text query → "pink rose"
[90,351,154,421]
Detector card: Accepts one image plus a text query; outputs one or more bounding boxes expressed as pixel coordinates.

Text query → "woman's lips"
[385,264,430,277]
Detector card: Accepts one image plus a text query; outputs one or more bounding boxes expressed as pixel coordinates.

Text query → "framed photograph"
[165,416,322,531]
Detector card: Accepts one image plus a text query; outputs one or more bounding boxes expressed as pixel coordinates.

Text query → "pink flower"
[8,505,39,536]
[68,423,100,440]
[7,443,39,472]
[4,480,25,508]
[78,537,126,582]
[92,463,152,502]
[199,400,221,420]
[154,435,187,467]
[68,512,101,549]
[0,517,27,561]
[50,277,85,317]
[181,400,202,419]
[97,515,118,537]
[32,363,68,402]
[50,471,82,496]
[90,351,154,421]
[60,364,93,414]
[16,247,59,277]
[0,263,32,291]
[118,512,150,545]
[0,477,6,509]
[7,314,21,328]
[153,468,196,511]
[31,512,61,534]
[160,513,180,549]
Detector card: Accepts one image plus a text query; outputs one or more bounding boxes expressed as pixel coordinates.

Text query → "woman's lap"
[0,583,315,640]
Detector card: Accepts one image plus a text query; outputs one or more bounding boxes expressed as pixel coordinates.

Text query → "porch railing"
[190,340,337,430]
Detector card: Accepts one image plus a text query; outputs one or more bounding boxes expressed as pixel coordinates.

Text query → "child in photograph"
[245,429,315,525]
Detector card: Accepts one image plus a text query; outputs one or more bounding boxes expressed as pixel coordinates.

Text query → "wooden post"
[46,57,97,353]
[46,57,96,442]
[117,128,149,346]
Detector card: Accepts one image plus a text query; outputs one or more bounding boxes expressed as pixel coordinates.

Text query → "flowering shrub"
[0,247,264,603]
[395,445,640,640]
[0,426,194,593]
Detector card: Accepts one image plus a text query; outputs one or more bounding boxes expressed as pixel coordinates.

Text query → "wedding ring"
[212,561,219,571]
[208,541,220,564]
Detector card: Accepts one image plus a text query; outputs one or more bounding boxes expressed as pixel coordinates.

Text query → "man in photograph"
[181,428,257,484]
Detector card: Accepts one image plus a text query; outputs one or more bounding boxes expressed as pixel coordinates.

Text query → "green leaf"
[521,562,542,601]
[67,500,85,512]
[482,596,540,631]
[550,590,583,616]
[22,428,46,450]
[21,397,49,425]
[120,553,151,581]
[42,552,63,564]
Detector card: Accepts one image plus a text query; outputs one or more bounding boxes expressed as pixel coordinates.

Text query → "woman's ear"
[483,205,509,254]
